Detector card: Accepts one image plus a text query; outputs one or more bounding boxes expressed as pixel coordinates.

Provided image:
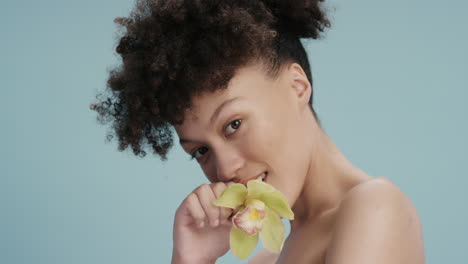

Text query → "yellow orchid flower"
[212,179,294,260]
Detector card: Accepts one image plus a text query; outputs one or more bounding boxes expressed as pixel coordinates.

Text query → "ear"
[287,63,312,110]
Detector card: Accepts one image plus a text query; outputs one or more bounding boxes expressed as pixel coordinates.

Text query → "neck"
[290,116,372,231]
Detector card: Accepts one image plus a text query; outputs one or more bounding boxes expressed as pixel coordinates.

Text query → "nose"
[214,147,244,182]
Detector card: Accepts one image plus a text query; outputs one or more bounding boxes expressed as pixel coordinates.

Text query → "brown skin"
[172,61,425,263]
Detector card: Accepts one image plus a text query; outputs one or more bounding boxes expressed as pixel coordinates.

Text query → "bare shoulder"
[248,249,279,264]
[326,177,425,264]
[343,176,410,205]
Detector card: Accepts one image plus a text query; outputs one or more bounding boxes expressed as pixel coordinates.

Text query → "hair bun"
[260,0,330,39]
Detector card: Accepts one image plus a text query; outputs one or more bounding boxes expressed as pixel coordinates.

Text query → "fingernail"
[199,221,204,228]
[213,219,219,227]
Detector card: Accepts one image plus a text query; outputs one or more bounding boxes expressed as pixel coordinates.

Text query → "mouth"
[260,172,268,182]
[241,171,268,185]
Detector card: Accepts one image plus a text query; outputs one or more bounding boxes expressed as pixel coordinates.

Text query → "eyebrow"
[179,96,242,145]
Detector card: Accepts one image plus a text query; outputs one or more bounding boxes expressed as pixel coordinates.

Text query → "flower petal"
[259,207,285,253]
[260,192,294,220]
[247,179,294,220]
[232,199,266,235]
[230,226,259,260]
[212,183,248,209]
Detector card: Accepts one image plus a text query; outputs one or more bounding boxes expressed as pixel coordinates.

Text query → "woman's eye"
[189,119,241,161]
[225,119,242,136]
[190,146,208,160]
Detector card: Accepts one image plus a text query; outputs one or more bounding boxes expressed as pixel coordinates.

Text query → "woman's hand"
[172,182,235,264]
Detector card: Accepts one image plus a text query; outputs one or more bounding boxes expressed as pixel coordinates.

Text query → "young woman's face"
[174,61,314,206]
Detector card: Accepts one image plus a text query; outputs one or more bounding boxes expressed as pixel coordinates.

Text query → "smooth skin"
[172,60,425,264]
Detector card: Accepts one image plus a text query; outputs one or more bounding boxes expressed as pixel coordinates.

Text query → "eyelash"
[189,119,242,160]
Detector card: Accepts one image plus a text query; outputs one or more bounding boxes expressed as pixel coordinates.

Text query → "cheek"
[201,161,217,183]
[242,111,299,180]
[245,111,306,204]
[242,113,283,159]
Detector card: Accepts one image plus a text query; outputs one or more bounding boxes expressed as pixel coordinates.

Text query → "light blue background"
[2,0,467,263]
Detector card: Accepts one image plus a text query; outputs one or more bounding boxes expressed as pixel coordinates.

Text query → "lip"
[240,171,267,185]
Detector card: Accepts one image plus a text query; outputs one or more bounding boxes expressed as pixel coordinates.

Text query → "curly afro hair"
[90,0,331,160]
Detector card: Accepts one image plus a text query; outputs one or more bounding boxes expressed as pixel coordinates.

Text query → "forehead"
[178,63,277,125]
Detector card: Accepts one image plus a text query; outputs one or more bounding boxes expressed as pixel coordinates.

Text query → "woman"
[91,0,426,263]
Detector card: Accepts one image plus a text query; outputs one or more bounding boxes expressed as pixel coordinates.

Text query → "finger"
[184,192,207,228]
[194,184,220,227]
[211,182,227,198]
[211,182,233,224]
[226,181,237,187]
